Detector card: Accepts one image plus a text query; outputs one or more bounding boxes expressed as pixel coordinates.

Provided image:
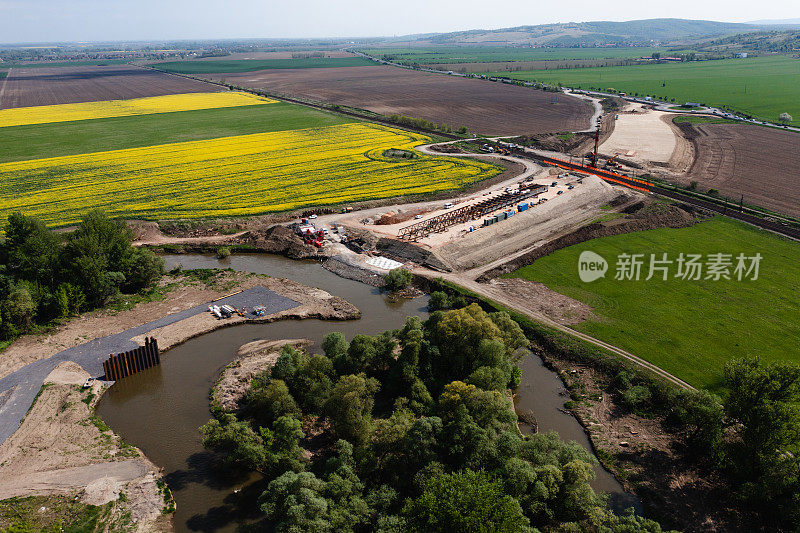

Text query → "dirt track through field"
[0,69,10,108]
[207,65,593,135]
[677,122,800,217]
[0,65,222,109]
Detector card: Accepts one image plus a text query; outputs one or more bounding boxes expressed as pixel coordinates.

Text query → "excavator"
[604,156,623,170]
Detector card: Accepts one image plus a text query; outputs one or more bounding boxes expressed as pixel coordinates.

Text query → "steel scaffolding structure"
[398,185,547,241]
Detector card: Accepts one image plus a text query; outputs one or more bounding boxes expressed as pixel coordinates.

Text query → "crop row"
[0,91,276,128]
[0,122,500,226]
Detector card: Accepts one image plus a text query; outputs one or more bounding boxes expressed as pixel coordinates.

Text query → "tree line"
[0,211,163,340]
[201,303,666,532]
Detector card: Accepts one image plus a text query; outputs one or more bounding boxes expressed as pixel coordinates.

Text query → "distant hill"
[749,18,800,25]
[401,18,771,47]
[706,29,800,53]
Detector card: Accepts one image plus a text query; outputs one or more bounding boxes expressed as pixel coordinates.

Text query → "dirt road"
[432,273,694,390]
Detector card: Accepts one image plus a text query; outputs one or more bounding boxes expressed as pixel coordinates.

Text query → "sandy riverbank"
[0,362,171,532]
[0,271,359,380]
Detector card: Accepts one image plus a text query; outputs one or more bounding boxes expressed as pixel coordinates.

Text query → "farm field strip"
[152,57,375,74]
[205,65,594,135]
[0,91,275,127]
[360,46,666,64]
[0,123,500,226]
[481,55,800,125]
[0,65,224,110]
[0,102,355,163]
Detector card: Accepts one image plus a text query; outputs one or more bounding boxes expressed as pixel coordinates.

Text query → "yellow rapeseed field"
[0,91,276,128]
[0,123,500,226]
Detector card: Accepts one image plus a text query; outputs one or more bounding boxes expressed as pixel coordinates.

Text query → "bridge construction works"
[399,185,549,241]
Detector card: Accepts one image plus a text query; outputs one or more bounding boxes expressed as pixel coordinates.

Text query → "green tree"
[54,283,70,318]
[725,357,800,476]
[292,353,335,413]
[666,389,724,458]
[3,213,61,286]
[383,268,412,291]
[325,373,380,445]
[200,413,267,473]
[259,471,331,532]
[244,379,301,428]
[3,285,36,335]
[428,291,450,312]
[322,331,349,360]
[402,469,530,532]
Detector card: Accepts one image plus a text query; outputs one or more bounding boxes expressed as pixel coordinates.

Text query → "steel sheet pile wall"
[102,337,160,381]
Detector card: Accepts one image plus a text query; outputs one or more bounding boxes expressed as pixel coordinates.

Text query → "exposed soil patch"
[0,362,168,530]
[213,339,312,412]
[485,278,595,325]
[674,122,800,218]
[478,198,705,280]
[205,65,593,135]
[239,225,322,259]
[0,65,220,109]
[540,355,760,532]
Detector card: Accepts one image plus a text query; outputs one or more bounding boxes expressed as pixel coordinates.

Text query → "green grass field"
[361,46,666,64]
[671,115,741,125]
[0,102,355,163]
[504,217,800,390]
[484,55,800,125]
[152,57,375,74]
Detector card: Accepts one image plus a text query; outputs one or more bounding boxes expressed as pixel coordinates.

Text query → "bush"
[216,246,231,259]
[622,385,652,410]
[428,291,450,311]
[383,268,412,292]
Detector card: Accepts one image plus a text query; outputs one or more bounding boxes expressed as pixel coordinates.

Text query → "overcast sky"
[0,0,797,43]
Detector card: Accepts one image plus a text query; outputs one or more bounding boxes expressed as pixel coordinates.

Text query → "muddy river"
[97,254,638,532]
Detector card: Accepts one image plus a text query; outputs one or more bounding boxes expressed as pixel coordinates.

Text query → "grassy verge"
[671,115,741,125]
[0,495,124,533]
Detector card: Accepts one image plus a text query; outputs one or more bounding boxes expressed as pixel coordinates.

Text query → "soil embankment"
[0,362,170,531]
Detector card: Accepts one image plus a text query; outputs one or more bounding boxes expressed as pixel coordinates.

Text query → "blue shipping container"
[518,203,529,211]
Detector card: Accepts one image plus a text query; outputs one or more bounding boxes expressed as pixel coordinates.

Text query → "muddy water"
[97,254,637,532]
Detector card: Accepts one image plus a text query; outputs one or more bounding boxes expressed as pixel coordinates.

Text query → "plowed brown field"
[677,122,800,217]
[0,65,221,109]
[208,66,593,135]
